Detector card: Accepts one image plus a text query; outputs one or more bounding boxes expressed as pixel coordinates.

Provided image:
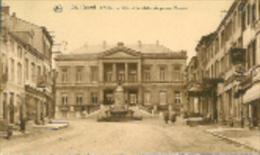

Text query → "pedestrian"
[170,110,177,123]
[20,117,26,133]
[164,110,169,124]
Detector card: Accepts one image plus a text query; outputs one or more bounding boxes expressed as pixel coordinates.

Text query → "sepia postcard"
[0,0,259,154]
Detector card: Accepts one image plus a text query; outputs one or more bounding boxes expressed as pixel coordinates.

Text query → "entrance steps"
[85,105,154,119]
[128,106,154,118]
[85,106,110,119]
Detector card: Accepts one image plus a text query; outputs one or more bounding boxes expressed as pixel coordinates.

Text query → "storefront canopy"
[243,83,260,104]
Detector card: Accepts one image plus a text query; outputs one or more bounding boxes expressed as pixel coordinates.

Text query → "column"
[138,86,143,105]
[113,63,116,82]
[138,62,141,82]
[125,63,128,82]
[99,61,104,82]
[99,87,104,106]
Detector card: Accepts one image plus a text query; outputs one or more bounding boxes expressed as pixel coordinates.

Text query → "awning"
[243,83,260,104]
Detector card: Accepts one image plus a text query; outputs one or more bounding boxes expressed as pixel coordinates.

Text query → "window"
[76,68,83,83]
[76,94,83,105]
[215,61,219,77]
[17,46,22,58]
[91,92,98,104]
[25,59,29,80]
[252,3,256,22]
[61,93,68,105]
[90,66,98,82]
[173,65,181,81]
[247,4,251,25]
[215,37,219,53]
[118,71,125,82]
[247,40,256,70]
[159,91,167,105]
[242,10,246,31]
[129,71,137,82]
[143,66,151,82]
[233,11,237,32]
[17,63,22,84]
[174,91,181,104]
[159,67,166,81]
[221,30,225,48]
[31,63,35,82]
[11,59,14,81]
[106,71,113,82]
[238,7,242,27]
[252,40,256,67]
[61,68,68,82]
[37,66,41,80]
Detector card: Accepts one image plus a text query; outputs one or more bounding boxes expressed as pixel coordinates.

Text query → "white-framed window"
[174,91,181,104]
[143,66,151,82]
[91,92,98,104]
[76,68,83,83]
[17,63,22,84]
[61,68,68,82]
[61,93,68,105]
[106,71,113,82]
[31,63,35,82]
[173,65,181,81]
[159,67,166,81]
[76,93,83,105]
[25,59,29,80]
[159,91,167,105]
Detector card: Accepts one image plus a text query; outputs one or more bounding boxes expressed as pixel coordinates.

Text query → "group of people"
[163,110,177,124]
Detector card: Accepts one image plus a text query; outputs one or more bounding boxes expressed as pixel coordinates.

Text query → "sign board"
[231,48,246,65]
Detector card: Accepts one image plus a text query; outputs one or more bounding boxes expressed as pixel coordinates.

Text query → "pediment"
[105,51,137,58]
[100,46,141,59]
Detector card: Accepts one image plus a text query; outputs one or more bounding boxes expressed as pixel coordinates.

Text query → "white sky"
[3,0,233,61]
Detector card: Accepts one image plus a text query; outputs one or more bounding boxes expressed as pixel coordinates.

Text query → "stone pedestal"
[97,83,142,122]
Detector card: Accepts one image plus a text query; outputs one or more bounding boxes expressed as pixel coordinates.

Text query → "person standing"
[164,110,169,124]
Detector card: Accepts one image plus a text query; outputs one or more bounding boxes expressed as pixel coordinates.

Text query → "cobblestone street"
[0,118,252,154]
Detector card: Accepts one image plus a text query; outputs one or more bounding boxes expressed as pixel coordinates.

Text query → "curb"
[205,130,260,153]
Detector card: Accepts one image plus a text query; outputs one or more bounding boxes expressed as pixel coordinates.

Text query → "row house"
[0,6,54,125]
[187,0,260,129]
[54,42,187,118]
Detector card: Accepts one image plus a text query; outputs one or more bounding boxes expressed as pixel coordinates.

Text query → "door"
[252,104,258,127]
[129,94,137,105]
[144,92,151,105]
[159,92,167,105]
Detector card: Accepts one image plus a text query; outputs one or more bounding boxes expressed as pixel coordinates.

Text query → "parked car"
[0,119,13,139]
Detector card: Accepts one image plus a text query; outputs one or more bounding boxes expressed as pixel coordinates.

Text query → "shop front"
[243,83,260,130]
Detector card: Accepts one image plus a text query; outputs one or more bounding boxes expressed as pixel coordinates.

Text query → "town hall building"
[54,42,187,118]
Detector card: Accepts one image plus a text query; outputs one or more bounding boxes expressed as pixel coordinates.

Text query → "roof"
[67,43,183,54]
[56,42,187,60]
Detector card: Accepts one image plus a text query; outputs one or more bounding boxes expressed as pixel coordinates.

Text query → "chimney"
[103,41,107,49]
[138,40,142,48]
[1,6,10,15]
[12,12,16,18]
[156,40,159,46]
[117,42,124,47]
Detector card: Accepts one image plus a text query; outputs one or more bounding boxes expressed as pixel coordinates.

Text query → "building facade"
[187,0,260,129]
[0,6,54,125]
[54,42,187,118]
